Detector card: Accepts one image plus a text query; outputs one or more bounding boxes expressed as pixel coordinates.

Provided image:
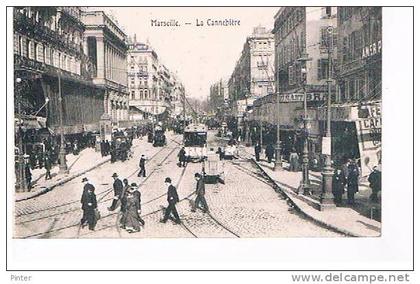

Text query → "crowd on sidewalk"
[250,141,382,207]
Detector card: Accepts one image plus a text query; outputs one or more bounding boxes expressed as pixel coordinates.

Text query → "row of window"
[277,31,306,68]
[129,77,149,86]
[319,26,338,49]
[129,55,148,63]
[17,8,82,47]
[253,40,272,49]
[338,69,381,102]
[275,7,305,41]
[341,20,382,63]
[130,89,151,100]
[14,33,81,75]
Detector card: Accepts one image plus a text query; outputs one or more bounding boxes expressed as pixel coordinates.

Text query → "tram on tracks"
[184,123,208,162]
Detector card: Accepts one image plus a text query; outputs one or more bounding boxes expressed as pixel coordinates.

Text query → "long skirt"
[121,207,142,232]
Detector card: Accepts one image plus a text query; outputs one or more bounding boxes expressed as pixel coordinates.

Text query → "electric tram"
[183,123,208,162]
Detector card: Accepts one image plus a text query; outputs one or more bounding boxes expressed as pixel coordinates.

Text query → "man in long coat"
[266,144,275,163]
[254,142,262,162]
[138,155,146,177]
[368,166,381,202]
[347,160,360,205]
[178,147,187,167]
[108,173,124,211]
[44,154,52,180]
[160,177,181,224]
[192,173,209,213]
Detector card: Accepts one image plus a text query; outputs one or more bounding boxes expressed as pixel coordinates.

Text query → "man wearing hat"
[80,177,95,227]
[160,177,181,224]
[192,173,209,213]
[368,165,381,203]
[108,173,124,211]
[138,154,147,177]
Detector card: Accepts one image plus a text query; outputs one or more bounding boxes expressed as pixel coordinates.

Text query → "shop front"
[317,101,381,176]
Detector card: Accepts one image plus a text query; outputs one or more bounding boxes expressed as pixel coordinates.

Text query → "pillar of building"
[96,37,105,79]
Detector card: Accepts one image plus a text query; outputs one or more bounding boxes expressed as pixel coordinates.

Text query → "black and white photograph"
[11,6,385,239]
[3,1,415,280]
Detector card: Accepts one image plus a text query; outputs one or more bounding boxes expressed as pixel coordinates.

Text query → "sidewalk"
[16,147,111,202]
[240,146,381,237]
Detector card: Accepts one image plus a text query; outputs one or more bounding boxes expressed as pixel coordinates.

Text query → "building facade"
[249,7,338,156]
[82,10,129,125]
[127,40,180,122]
[228,26,275,137]
[14,7,104,136]
[209,79,229,122]
[324,6,382,175]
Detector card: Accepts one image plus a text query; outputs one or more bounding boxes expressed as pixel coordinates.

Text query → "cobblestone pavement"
[14,133,182,238]
[14,130,342,238]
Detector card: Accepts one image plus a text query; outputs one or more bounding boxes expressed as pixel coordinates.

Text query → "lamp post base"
[58,147,69,175]
[274,143,282,171]
[320,165,336,210]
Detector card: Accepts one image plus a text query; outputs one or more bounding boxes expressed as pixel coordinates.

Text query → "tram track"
[235,149,348,236]
[17,137,183,239]
[15,136,182,219]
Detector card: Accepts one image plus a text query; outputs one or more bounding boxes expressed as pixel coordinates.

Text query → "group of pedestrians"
[331,158,381,206]
[253,142,275,163]
[80,149,210,232]
[107,173,145,233]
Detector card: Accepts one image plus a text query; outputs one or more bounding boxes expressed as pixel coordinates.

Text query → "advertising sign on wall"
[355,104,382,176]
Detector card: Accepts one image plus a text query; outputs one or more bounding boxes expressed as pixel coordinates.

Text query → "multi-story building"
[250,7,338,156]
[336,7,381,103]
[170,75,185,118]
[228,26,275,136]
[127,39,176,121]
[209,79,228,120]
[82,10,129,125]
[127,41,157,120]
[14,7,104,137]
[321,6,381,175]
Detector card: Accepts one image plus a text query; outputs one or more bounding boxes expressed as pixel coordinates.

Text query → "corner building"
[81,10,129,125]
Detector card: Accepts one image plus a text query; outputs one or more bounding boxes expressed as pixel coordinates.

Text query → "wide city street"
[14,131,342,238]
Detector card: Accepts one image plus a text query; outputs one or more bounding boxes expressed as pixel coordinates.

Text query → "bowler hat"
[165,177,171,183]
[112,173,118,178]
[82,177,88,182]
[194,173,201,178]
[130,182,138,190]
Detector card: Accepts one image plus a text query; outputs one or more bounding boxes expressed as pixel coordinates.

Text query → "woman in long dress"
[123,183,143,233]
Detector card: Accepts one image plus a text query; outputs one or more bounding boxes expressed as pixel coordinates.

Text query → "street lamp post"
[320,26,336,209]
[274,81,282,171]
[58,71,68,174]
[297,53,312,195]
[15,77,27,192]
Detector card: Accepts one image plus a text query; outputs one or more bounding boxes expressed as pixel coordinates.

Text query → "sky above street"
[99,7,279,101]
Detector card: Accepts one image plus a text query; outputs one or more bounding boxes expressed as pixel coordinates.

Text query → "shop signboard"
[355,103,382,176]
[279,92,326,103]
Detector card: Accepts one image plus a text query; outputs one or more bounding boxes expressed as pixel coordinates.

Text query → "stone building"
[127,40,178,121]
[14,7,104,136]
[209,79,228,120]
[227,26,275,137]
[250,7,338,156]
[81,10,129,125]
[322,6,382,175]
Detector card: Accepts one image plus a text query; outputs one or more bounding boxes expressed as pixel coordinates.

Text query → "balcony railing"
[14,10,82,56]
[15,54,94,82]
